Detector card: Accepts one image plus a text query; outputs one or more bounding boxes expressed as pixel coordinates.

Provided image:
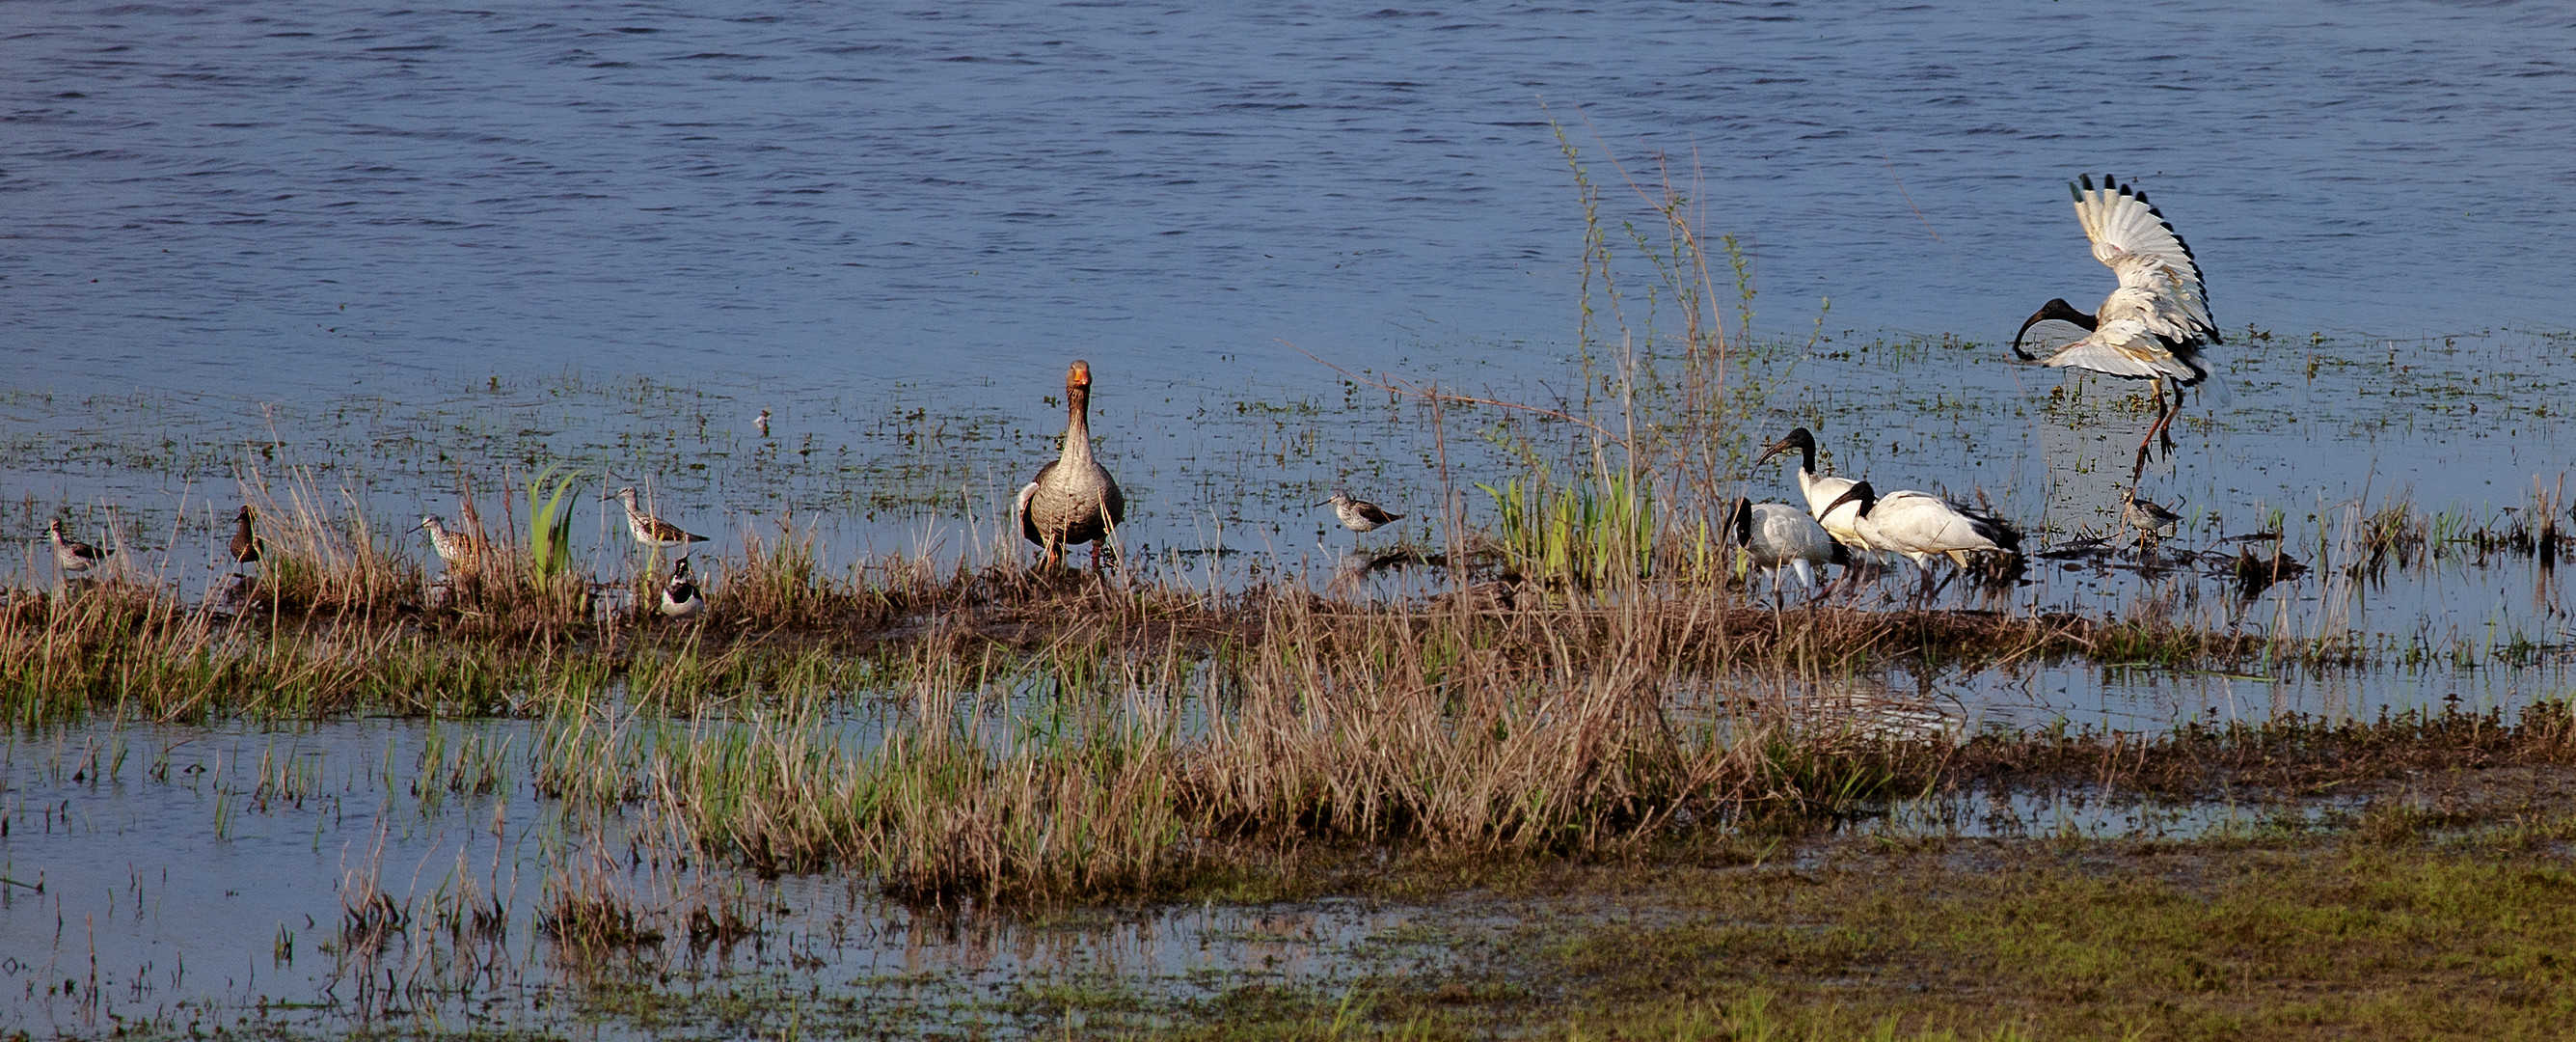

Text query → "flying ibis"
[2012,175,2222,481]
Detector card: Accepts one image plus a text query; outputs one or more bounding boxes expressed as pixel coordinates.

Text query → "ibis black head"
[1823,480,1878,519]
[2013,298,2098,359]
[1754,427,1818,472]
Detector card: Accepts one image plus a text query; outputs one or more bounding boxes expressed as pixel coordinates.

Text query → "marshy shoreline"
[14,314,2576,1036]
[10,538,2576,1036]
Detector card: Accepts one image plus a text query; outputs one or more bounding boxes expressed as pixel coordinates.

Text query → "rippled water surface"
[6,1,2572,396]
[6,3,2576,1035]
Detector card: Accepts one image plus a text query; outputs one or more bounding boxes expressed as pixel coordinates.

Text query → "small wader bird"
[230,506,261,570]
[2124,491,2182,547]
[417,515,483,571]
[48,519,110,576]
[1320,489,1401,535]
[607,486,708,550]
[1016,360,1125,569]
[660,557,707,619]
[2012,175,2223,482]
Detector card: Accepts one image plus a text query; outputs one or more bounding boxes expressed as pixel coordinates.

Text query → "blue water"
[6,1,2572,398]
[5,0,2575,705]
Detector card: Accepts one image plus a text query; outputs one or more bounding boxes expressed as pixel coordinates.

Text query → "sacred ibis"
[2011,175,2222,481]
[1822,480,2020,598]
[1725,497,1844,592]
[1752,427,1870,554]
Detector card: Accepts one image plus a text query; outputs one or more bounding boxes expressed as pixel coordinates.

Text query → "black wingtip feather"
[1978,514,2023,554]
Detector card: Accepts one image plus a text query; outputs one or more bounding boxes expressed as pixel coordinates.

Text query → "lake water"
[6,0,2573,400]
[6,4,2576,1034]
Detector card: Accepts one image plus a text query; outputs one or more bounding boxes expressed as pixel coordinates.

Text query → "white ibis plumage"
[1725,496,1843,591]
[1752,427,1870,555]
[1016,359,1125,569]
[2012,175,2222,480]
[1823,480,2020,598]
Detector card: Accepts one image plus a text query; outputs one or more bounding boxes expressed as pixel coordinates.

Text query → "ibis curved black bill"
[1823,480,1877,519]
[2011,298,2096,360]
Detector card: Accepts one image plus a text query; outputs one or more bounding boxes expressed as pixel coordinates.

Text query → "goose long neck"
[1060,384,1094,464]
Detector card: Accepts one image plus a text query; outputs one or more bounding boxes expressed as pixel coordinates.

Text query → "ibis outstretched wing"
[2073,175,2217,345]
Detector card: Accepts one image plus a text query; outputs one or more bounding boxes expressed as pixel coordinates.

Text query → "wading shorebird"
[754,408,771,437]
[2124,492,2183,546]
[1015,359,1125,570]
[1824,480,2020,600]
[660,557,707,619]
[229,506,261,569]
[1725,496,1843,592]
[417,515,483,570]
[607,486,708,550]
[47,519,110,576]
[1753,427,1869,555]
[2012,175,2224,481]
[1320,489,1401,535]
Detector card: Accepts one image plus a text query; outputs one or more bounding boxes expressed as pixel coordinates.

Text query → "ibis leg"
[2151,380,2180,455]
[2128,378,2173,483]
